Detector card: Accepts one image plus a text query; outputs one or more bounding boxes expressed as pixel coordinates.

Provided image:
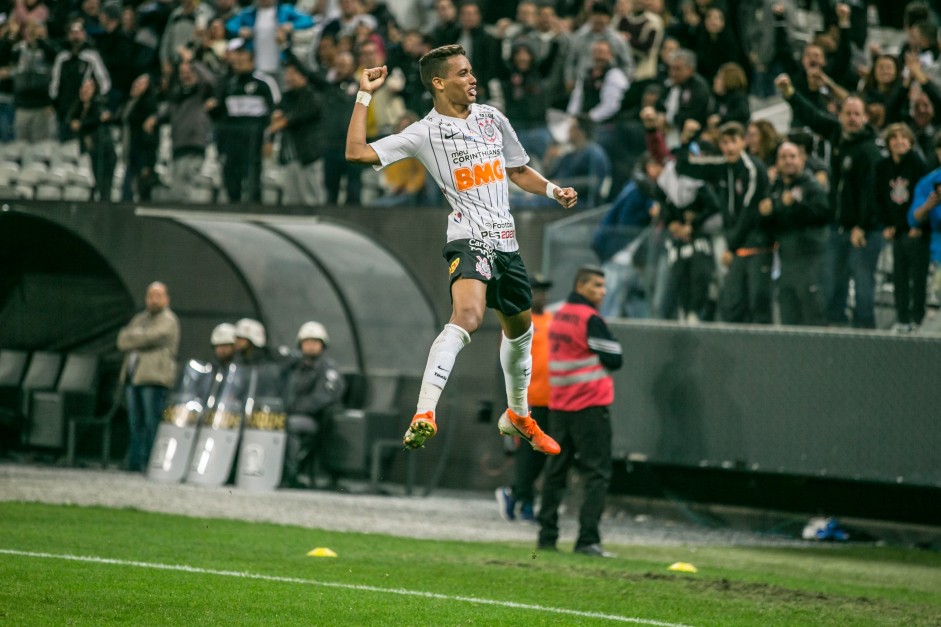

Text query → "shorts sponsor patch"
[449,257,460,275]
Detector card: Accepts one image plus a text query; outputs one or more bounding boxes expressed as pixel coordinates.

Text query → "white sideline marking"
[0,548,692,626]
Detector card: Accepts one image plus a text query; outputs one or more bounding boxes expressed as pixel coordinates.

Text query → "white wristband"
[546,182,560,199]
[356,91,372,107]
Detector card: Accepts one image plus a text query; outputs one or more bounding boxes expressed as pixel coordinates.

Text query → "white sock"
[500,324,533,416]
[416,323,471,414]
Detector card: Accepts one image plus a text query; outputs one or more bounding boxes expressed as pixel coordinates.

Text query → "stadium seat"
[0,352,62,445]
[35,184,63,201]
[26,354,99,450]
[63,184,93,202]
[66,379,121,468]
[0,349,30,416]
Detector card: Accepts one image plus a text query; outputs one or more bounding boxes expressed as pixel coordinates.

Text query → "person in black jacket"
[69,78,116,202]
[119,73,160,202]
[876,123,930,331]
[269,56,324,206]
[9,20,58,142]
[50,19,111,141]
[659,48,712,134]
[759,141,831,326]
[677,120,772,323]
[500,42,552,161]
[776,73,884,328]
[282,322,347,490]
[207,43,279,204]
[95,2,134,110]
[709,62,750,128]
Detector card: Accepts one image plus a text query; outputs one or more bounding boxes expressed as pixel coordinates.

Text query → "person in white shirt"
[346,44,576,455]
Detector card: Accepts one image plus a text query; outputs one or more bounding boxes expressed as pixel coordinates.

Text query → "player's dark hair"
[574,265,604,288]
[419,44,466,91]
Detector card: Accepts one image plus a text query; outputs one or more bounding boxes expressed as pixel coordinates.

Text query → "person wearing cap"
[267,52,324,206]
[496,274,554,521]
[210,323,237,369]
[117,282,180,472]
[282,321,347,489]
[234,318,270,365]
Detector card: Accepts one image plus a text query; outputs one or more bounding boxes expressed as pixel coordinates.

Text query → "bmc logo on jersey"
[455,159,505,192]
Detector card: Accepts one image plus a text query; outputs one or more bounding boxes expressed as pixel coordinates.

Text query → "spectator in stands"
[677,120,773,323]
[759,141,830,326]
[120,5,159,81]
[386,29,431,115]
[227,0,315,76]
[614,0,664,82]
[270,55,325,206]
[425,0,460,48]
[694,6,742,84]
[371,110,427,206]
[207,43,279,204]
[495,274,553,521]
[877,123,930,332]
[539,265,622,558]
[501,42,553,160]
[117,281,180,472]
[187,18,229,77]
[745,119,780,167]
[455,0,502,103]
[12,0,50,31]
[565,2,633,96]
[737,0,794,98]
[210,323,237,370]
[69,78,116,202]
[899,52,941,168]
[909,133,941,304]
[523,1,569,109]
[119,73,160,202]
[659,48,711,133]
[593,148,661,319]
[95,2,134,109]
[777,73,882,329]
[772,2,854,127]
[860,54,905,127]
[161,61,215,202]
[708,62,750,127]
[73,0,104,38]
[160,0,214,78]
[541,114,612,208]
[567,38,629,124]
[213,0,240,25]
[282,321,347,489]
[493,0,537,62]
[320,0,378,45]
[357,38,405,140]
[321,50,362,204]
[0,21,17,143]
[50,19,111,141]
[9,19,58,142]
[234,318,269,365]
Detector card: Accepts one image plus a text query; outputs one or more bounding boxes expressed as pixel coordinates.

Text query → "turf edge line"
[0,548,692,626]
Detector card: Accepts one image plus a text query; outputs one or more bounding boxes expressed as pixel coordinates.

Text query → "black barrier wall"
[608,321,941,488]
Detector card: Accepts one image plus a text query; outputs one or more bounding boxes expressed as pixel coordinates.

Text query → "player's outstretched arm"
[506,165,578,209]
[345,65,387,166]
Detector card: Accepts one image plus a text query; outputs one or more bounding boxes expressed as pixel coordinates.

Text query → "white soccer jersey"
[370,103,530,252]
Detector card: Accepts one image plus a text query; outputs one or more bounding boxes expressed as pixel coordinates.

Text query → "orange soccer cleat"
[498,409,560,455]
[403,411,437,449]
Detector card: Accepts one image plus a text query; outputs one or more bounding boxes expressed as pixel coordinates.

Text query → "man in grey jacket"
[117,282,180,472]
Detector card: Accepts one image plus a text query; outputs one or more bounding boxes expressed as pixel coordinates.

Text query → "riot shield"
[148,360,214,483]
[186,363,248,486]
[235,362,287,491]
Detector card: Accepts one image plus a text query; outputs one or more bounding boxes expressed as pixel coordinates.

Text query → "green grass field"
[1,502,940,626]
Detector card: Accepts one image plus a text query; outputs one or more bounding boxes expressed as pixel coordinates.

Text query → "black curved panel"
[265,220,438,374]
[178,219,358,369]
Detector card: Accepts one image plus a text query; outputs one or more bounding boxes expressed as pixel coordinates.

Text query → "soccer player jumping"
[346,45,576,455]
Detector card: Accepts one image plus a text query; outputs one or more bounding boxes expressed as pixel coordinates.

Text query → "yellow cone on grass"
[668,562,698,573]
[307,547,338,558]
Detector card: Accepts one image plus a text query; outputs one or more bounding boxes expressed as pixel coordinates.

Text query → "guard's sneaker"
[403,411,437,449]
[519,502,535,522]
[573,543,616,558]
[498,409,561,455]
[495,486,516,521]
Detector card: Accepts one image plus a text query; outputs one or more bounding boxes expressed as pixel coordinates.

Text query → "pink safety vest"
[548,302,614,411]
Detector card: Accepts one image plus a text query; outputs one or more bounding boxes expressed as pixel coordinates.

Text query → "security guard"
[282,322,347,489]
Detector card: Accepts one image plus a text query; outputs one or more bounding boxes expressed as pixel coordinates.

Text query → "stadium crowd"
[3,0,941,327]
